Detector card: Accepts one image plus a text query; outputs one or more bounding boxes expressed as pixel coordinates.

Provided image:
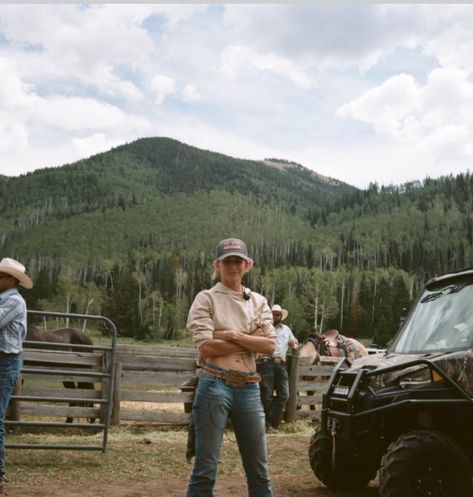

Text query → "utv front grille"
[324,369,365,413]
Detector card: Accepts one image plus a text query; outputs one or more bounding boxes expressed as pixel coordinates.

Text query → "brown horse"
[298,330,368,411]
[26,324,94,348]
[25,325,96,423]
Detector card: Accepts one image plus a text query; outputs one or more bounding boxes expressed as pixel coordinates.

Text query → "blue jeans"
[0,353,21,479]
[185,367,273,497]
[257,359,289,429]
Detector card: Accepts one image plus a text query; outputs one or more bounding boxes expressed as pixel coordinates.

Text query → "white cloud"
[0,57,31,110]
[72,133,122,159]
[152,112,277,162]
[421,7,473,71]
[223,5,473,75]
[151,73,176,104]
[0,5,159,99]
[223,5,406,72]
[337,73,420,138]
[0,55,151,174]
[292,142,435,188]
[0,57,33,152]
[0,56,150,133]
[0,121,29,152]
[337,67,473,171]
[33,95,151,132]
[148,5,209,31]
[221,45,311,88]
[182,84,203,102]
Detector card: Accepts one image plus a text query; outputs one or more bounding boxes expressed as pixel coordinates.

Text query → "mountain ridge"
[0,137,355,266]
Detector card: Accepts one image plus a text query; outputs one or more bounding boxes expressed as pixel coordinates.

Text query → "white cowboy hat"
[271,304,288,321]
[0,257,33,289]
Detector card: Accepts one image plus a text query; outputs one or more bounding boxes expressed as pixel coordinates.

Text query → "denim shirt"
[0,288,27,353]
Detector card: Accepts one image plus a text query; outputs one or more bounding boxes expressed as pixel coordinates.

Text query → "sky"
[1,4,473,188]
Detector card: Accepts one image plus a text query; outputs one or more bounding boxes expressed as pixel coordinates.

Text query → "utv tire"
[379,430,473,497]
[308,430,376,490]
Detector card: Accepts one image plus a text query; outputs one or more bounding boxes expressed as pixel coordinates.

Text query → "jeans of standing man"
[185,367,273,497]
[257,359,289,429]
[0,353,21,480]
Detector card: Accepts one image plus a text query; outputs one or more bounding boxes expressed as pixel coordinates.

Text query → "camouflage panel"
[433,350,473,397]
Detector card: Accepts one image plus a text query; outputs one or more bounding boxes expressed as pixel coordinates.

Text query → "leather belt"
[258,356,285,365]
[202,366,261,387]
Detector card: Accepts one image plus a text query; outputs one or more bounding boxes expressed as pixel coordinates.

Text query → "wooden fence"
[111,345,338,425]
[286,349,340,422]
[111,344,198,425]
[11,346,111,424]
[11,344,338,427]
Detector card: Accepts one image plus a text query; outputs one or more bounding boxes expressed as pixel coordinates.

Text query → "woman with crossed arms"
[185,238,276,497]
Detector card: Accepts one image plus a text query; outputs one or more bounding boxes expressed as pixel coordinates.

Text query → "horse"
[298,329,369,412]
[26,324,94,349]
[25,324,96,423]
[299,329,369,364]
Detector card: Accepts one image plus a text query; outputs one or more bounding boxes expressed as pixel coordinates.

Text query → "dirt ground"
[4,431,380,497]
[7,477,379,497]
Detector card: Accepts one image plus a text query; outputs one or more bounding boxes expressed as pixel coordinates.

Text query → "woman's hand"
[251,327,264,337]
[213,329,241,342]
[200,333,247,358]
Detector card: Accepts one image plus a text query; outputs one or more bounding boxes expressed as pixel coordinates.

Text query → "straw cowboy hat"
[0,258,33,289]
[271,304,288,321]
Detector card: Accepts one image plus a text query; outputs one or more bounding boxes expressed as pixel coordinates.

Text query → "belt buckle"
[274,357,283,365]
[225,369,249,388]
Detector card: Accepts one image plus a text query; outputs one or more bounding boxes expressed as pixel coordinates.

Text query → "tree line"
[22,251,414,346]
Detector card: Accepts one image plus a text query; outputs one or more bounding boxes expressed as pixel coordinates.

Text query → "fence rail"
[286,349,339,422]
[111,344,198,425]
[111,345,338,425]
[6,310,116,453]
[9,339,340,430]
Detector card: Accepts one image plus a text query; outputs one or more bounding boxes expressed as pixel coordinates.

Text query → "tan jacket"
[187,282,276,349]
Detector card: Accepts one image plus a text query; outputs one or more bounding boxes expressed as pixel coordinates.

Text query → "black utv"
[309,268,473,497]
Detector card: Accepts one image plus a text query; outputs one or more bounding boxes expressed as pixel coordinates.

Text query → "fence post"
[286,347,300,423]
[111,361,122,426]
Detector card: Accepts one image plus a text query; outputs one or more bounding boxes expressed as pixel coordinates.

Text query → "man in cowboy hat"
[257,304,298,433]
[0,258,32,492]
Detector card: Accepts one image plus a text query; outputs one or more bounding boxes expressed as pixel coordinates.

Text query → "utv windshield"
[392,279,473,354]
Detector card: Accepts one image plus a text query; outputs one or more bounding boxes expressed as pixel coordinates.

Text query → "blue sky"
[1,4,473,187]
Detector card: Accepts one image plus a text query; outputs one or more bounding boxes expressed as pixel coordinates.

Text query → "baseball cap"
[216,238,250,261]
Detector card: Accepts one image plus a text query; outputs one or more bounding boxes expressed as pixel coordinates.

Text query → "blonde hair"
[211,258,254,280]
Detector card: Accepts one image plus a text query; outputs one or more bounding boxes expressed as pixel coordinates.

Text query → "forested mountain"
[0,138,353,262]
[1,137,472,345]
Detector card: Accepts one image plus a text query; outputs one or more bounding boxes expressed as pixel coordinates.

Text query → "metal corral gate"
[5,310,117,453]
